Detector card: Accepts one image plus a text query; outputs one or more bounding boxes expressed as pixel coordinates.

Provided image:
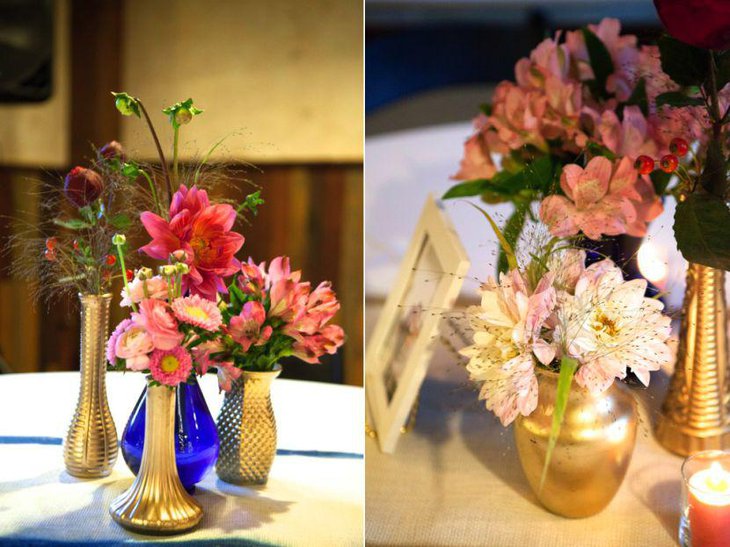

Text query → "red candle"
[688,462,730,547]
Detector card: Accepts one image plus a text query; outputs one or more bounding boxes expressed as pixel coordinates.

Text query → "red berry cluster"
[633,138,688,175]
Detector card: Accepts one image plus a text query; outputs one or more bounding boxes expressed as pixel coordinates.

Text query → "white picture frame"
[366,195,470,453]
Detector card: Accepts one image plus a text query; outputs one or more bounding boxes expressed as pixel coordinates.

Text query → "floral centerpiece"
[460,211,673,516]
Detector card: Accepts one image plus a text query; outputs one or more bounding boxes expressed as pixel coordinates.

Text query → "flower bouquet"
[460,212,673,516]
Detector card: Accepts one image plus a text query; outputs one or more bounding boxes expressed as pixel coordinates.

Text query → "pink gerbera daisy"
[171,294,223,331]
[148,346,193,387]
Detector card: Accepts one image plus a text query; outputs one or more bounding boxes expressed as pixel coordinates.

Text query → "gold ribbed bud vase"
[110,385,203,533]
[656,263,730,456]
[64,293,118,478]
[216,365,281,485]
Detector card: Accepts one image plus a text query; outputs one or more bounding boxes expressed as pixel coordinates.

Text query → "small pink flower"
[227,301,273,352]
[171,294,223,331]
[107,319,132,365]
[292,325,345,364]
[452,128,498,181]
[132,299,184,350]
[539,156,662,240]
[268,257,310,321]
[121,275,168,307]
[216,361,242,392]
[148,346,193,387]
[238,258,267,297]
[115,323,154,371]
[191,340,225,375]
[285,281,341,337]
[597,106,658,159]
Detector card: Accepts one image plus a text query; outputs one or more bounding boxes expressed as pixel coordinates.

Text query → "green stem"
[116,243,136,313]
[140,170,163,217]
[136,99,173,204]
[172,125,180,184]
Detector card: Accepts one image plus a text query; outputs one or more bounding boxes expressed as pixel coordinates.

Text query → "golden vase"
[216,365,281,485]
[64,293,118,478]
[110,384,203,533]
[514,369,638,518]
[656,263,730,456]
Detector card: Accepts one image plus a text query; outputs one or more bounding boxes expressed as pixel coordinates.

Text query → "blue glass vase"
[121,377,219,492]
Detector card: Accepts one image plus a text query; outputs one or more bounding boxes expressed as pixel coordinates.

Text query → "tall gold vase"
[514,369,638,518]
[110,385,203,533]
[655,263,730,456]
[216,365,281,485]
[64,293,118,478]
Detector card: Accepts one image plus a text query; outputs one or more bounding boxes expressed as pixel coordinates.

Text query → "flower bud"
[112,233,126,246]
[64,167,103,207]
[175,108,193,126]
[98,140,125,162]
[170,249,188,263]
[175,262,190,275]
[159,264,177,277]
[136,267,154,280]
[112,92,140,117]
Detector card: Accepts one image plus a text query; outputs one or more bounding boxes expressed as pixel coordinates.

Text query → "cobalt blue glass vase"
[121,377,219,492]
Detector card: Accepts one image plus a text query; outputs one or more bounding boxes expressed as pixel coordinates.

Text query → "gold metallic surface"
[216,365,281,485]
[110,385,202,533]
[656,263,730,456]
[514,369,638,518]
[63,293,118,478]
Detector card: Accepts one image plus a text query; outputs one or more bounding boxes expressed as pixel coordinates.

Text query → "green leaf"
[649,170,672,195]
[497,201,529,274]
[625,78,648,117]
[443,179,490,199]
[674,193,730,269]
[121,162,141,178]
[582,28,614,99]
[658,35,709,87]
[108,214,131,231]
[539,357,578,493]
[700,140,727,197]
[238,191,265,216]
[53,218,91,230]
[655,91,705,108]
[466,202,518,271]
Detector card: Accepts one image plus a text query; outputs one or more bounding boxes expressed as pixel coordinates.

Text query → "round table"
[0,372,363,546]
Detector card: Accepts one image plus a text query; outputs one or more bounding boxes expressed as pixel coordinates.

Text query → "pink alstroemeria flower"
[267,257,310,321]
[292,324,346,364]
[132,298,184,350]
[539,156,662,240]
[227,301,273,352]
[238,258,267,297]
[140,185,245,300]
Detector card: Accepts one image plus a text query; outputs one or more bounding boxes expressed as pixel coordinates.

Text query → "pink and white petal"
[573,157,611,209]
[539,195,579,237]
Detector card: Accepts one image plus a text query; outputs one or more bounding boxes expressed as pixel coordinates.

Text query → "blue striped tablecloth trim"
[0,436,363,460]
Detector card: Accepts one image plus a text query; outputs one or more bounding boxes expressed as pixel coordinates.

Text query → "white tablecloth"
[365,344,684,546]
[0,372,364,546]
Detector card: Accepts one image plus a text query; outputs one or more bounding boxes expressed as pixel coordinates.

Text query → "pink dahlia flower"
[227,301,273,352]
[171,294,223,331]
[140,185,245,300]
[148,346,193,387]
[121,275,168,307]
[539,156,662,240]
[114,323,154,371]
[132,298,184,350]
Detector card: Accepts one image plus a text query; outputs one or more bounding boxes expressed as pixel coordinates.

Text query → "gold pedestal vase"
[110,384,203,533]
[216,365,281,485]
[655,263,730,456]
[514,369,638,518]
[64,293,118,478]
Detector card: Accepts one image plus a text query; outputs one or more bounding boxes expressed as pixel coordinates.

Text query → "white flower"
[461,269,556,425]
[555,259,671,394]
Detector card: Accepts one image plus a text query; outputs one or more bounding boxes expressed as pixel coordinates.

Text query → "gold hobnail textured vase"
[656,263,730,456]
[514,369,638,518]
[216,365,281,485]
[110,385,203,533]
[63,293,118,478]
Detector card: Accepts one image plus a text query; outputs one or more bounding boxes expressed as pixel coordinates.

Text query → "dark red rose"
[98,140,125,162]
[654,0,730,50]
[64,166,103,207]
